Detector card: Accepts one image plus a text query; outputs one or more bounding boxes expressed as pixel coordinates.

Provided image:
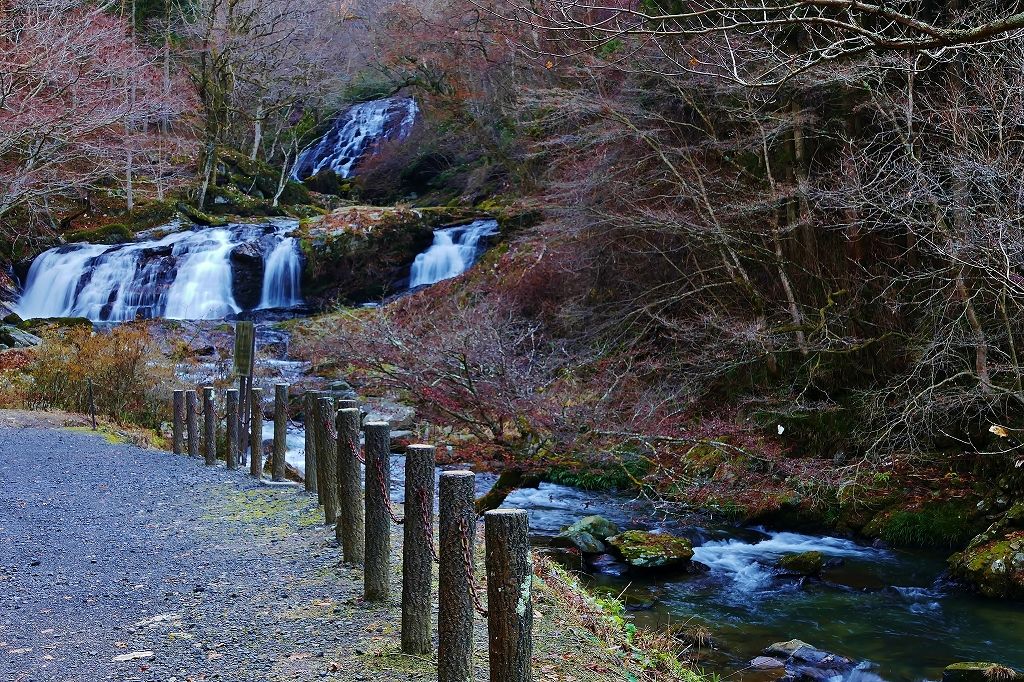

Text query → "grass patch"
[864,500,980,548]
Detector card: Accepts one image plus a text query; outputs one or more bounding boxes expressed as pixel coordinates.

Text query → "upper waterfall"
[292,97,418,181]
[18,221,303,322]
[409,219,499,289]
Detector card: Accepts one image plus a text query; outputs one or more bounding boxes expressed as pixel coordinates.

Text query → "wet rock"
[943,662,1023,682]
[229,241,265,310]
[949,503,1024,599]
[588,553,628,577]
[776,551,825,577]
[0,324,41,348]
[606,530,694,570]
[556,515,620,554]
[764,639,856,682]
[752,657,786,669]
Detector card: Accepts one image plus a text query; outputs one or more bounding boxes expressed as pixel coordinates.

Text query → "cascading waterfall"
[18,222,303,322]
[409,219,499,289]
[257,236,302,309]
[292,97,419,181]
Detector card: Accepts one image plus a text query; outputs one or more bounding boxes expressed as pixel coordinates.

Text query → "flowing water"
[18,221,303,321]
[292,97,419,181]
[409,219,499,288]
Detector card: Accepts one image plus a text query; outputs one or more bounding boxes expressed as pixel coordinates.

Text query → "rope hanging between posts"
[458,515,489,617]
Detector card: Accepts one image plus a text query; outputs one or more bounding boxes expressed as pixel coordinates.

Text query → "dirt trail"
[0,421,648,682]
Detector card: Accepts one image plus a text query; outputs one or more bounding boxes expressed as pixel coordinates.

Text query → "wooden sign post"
[233,321,256,462]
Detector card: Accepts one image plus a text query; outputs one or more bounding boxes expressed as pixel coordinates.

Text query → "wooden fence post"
[317,396,339,524]
[250,387,264,479]
[303,392,318,494]
[363,421,391,602]
[439,470,477,682]
[272,383,288,482]
[185,389,199,458]
[402,443,436,655]
[203,387,216,466]
[485,509,533,682]
[226,389,239,470]
[336,407,364,563]
[172,390,185,455]
[238,375,249,467]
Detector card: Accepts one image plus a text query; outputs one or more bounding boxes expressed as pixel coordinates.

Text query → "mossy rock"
[22,316,94,331]
[606,530,694,570]
[304,170,356,198]
[555,515,621,553]
[948,530,1024,599]
[64,223,135,245]
[177,202,228,227]
[776,551,824,576]
[0,324,41,348]
[943,662,1023,682]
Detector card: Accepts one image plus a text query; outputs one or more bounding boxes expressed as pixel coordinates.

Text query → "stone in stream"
[605,530,694,570]
[948,501,1024,599]
[555,515,620,554]
[775,551,825,577]
[761,639,856,682]
[943,662,1023,682]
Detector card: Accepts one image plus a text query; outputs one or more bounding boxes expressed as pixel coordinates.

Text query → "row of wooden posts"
[170,384,532,682]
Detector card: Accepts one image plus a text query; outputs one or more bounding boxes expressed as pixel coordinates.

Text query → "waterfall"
[409,219,499,289]
[257,237,302,309]
[292,97,419,181]
[18,222,303,322]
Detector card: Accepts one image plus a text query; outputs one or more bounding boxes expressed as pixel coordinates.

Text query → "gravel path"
[0,426,414,682]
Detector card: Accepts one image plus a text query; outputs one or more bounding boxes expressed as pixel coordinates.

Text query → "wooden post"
[439,470,476,682]
[272,383,288,482]
[172,390,185,455]
[250,387,264,479]
[238,375,249,466]
[185,389,199,458]
[203,387,216,465]
[363,421,391,602]
[402,443,436,655]
[303,392,318,495]
[226,389,239,470]
[485,509,533,682]
[314,392,328,506]
[87,378,97,430]
[335,407,364,563]
[317,396,339,524]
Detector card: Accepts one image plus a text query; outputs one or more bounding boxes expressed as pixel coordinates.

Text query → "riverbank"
[0,421,698,682]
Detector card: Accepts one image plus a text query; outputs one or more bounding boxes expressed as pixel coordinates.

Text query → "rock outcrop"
[948,502,1024,599]
[605,530,696,570]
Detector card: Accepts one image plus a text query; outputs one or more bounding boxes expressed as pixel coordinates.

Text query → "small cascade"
[409,219,499,289]
[257,237,302,309]
[292,97,419,181]
[18,221,303,322]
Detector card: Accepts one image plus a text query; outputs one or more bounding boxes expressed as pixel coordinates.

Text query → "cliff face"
[297,205,486,306]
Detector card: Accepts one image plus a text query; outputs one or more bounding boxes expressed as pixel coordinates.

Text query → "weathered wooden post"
[233,321,255,467]
[250,387,264,479]
[363,421,391,602]
[303,392,318,494]
[485,509,533,682]
[317,396,339,524]
[172,390,185,455]
[336,407,364,563]
[185,389,199,458]
[272,383,288,482]
[402,443,436,655]
[439,470,477,682]
[226,389,239,470]
[203,387,216,466]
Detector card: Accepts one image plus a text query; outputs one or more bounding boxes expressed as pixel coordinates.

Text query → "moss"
[547,457,649,491]
[777,550,824,576]
[65,223,134,244]
[948,530,1024,599]
[177,202,229,227]
[863,500,981,548]
[943,662,1023,682]
[606,530,694,569]
[21,317,93,332]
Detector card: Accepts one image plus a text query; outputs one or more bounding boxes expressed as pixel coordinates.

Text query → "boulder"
[556,515,620,554]
[949,503,1024,599]
[943,662,1023,682]
[606,530,694,570]
[776,551,825,577]
[229,241,265,310]
[0,324,41,348]
[763,640,855,682]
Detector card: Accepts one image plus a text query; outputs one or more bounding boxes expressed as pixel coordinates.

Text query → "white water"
[18,222,302,322]
[257,237,302,309]
[409,219,499,288]
[691,530,887,593]
[293,97,419,180]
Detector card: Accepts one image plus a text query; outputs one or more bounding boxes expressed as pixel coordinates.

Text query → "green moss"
[65,223,134,244]
[777,550,824,575]
[864,500,980,548]
[547,458,649,491]
[948,530,1024,599]
[606,530,694,569]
